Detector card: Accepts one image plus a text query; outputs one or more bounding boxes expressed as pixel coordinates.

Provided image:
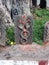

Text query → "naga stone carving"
[12,0,33,44]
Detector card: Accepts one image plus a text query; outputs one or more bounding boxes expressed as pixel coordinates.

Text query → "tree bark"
[32,0,37,7]
[40,0,46,8]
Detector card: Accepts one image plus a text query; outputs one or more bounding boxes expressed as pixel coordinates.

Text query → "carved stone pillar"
[12,0,33,44]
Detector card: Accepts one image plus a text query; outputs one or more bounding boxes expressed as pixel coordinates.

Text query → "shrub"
[33,19,45,45]
[32,9,49,45]
[6,26,15,46]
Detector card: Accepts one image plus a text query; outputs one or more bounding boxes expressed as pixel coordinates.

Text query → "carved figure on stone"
[12,0,33,44]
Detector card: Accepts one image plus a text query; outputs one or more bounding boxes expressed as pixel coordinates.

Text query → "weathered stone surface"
[12,0,33,44]
[14,15,33,44]
[44,22,49,43]
[0,8,6,46]
[0,0,14,26]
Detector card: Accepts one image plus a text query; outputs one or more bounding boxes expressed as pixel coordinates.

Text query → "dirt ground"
[0,42,49,60]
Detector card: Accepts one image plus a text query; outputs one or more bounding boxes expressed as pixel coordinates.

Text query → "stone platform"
[0,43,49,60]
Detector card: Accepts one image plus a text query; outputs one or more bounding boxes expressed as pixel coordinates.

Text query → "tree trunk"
[32,0,37,7]
[40,0,46,8]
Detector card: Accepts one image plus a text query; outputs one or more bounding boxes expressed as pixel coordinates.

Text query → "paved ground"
[0,61,39,65]
[0,42,49,60]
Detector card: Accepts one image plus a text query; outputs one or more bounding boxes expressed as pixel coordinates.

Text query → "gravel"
[0,43,49,60]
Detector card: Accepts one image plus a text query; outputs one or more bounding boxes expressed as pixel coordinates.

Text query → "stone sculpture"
[12,0,33,44]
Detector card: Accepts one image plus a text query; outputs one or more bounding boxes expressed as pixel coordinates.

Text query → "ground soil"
[0,42,49,60]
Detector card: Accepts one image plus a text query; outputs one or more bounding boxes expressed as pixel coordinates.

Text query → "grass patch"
[32,9,49,45]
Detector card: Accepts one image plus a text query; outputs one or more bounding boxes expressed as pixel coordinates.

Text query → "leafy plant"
[6,26,15,46]
[32,9,49,45]
[34,9,49,17]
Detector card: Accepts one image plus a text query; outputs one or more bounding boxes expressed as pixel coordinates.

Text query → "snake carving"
[12,0,33,44]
